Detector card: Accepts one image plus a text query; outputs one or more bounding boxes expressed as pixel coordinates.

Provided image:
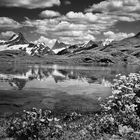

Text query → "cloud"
[40,10,61,18]
[0,31,16,38]
[0,17,21,29]
[23,16,98,44]
[24,10,124,44]
[0,0,61,9]
[22,6,139,44]
[85,0,140,22]
[66,11,98,22]
[103,31,135,41]
[34,36,56,48]
[86,0,140,13]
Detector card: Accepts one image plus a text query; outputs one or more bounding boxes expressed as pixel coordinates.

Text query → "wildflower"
[112,90,121,95]
[108,95,114,98]
[54,117,60,121]
[22,121,27,127]
[136,97,140,103]
[107,100,112,103]
[135,84,140,89]
[119,125,134,135]
[31,112,37,119]
[40,119,45,122]
[109,117,114,123]
[55,125,62,129]
[120,75,126,80]
[47,118,53,122]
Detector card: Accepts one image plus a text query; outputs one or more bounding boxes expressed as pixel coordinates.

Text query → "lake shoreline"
[1,52,140,66]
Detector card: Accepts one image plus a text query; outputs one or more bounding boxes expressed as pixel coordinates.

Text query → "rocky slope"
[0,33,54,56]
[55,32,140,65]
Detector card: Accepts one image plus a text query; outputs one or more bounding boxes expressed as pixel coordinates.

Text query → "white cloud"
[0,17,21,29]
[23,10,121,44]
[85,0,140,22]
[0,31,16,38]
[34,36,56,48]
[86,0,140,13]
[103,31,135,41]
[23,16,97,44]
[22,4,139,44]
[40,10,61,18]
[66,11,98,22]
[0,0,61,9]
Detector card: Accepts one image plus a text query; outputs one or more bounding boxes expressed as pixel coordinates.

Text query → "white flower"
[112,90,121,95]
[47,118,53,122]
[119,125,134,135]
[54,117,60,121]
[136,97,140,103]
[40,119,45,122]
[135,84,140,89]
[55,125,62,129]
[120,75,126,80]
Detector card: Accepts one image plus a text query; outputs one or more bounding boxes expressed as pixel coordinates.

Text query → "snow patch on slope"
[102,39,114,46]
[53,48,66,54]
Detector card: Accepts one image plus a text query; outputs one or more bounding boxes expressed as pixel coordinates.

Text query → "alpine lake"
[0,63,140,116]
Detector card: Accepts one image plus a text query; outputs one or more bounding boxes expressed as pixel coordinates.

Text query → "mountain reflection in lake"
[0,64,140,115]
[0,65,112,90]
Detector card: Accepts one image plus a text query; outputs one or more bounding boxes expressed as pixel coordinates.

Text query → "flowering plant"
[6,108,63,139]
[99,73,140,136]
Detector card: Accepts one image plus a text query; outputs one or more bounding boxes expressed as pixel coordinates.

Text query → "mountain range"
[0,33,106,56]
[0,33,54,56]
[0,32,140,65]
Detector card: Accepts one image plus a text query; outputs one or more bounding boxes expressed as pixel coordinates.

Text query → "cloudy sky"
[0,0,140,47]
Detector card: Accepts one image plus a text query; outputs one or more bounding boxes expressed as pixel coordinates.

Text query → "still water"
[0,64,140,115]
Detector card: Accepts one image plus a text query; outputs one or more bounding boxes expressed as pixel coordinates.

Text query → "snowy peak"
[52,40,69,50]
[84,40,96,48]
[30,43,54,56]
[0,33,54,56]
[6,32,29,46]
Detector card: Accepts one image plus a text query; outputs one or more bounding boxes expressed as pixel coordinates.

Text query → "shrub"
[6,108,63,140]
[99,73,140,137]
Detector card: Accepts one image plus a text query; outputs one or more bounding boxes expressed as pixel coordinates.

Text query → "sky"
[0,0,140,47]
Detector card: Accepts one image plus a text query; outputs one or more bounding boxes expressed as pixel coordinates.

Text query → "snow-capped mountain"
[52,40,70,54]
[0,33,54,56]
[52,40,69,50]
[28,42,54,56]
[102,38,114,46]
[57,40,99,55]
[5,32,29,47]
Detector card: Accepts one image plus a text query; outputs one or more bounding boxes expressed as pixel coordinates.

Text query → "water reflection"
[0,64,140,115]
[0,65,114,90]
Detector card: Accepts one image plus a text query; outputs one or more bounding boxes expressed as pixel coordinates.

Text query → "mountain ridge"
[0,31,140,65]
[0,33,54,56]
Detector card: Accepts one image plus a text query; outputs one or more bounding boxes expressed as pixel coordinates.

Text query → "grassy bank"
[1,73,140,140]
